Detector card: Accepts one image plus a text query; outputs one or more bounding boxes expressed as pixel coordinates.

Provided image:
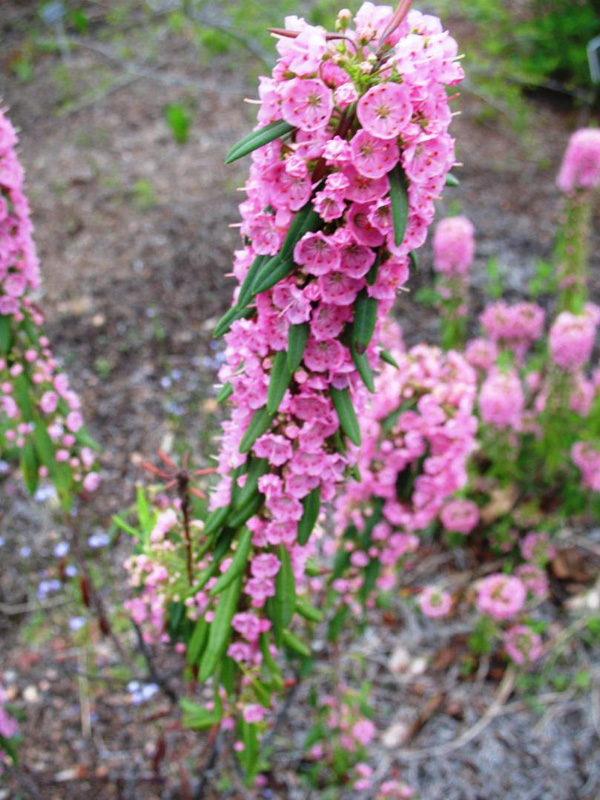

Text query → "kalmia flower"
[0,107,99,504]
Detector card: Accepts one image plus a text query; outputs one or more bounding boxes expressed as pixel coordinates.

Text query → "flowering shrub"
[0,687,19,774]
[120,2,464,777]
[0,107,99,509]
[331,326,478,612]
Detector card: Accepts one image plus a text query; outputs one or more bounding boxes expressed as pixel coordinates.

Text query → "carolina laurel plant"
[0,107,100,511]
[121,1,464,779]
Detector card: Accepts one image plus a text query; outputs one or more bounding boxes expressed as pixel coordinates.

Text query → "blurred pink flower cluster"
[333,327,477,609]
[0,108,99,497]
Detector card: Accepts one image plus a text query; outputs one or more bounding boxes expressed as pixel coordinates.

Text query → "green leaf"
[296,598,323,623]
[14,373,33,421]
[287,322,309,372]
[187,618,209,665]
[330,386,362,447]
[180,697,222,730]
[236,254,268,310]
[239,407,275,454]
[380,349,399,368]
[214,304,255,339]
[239,720,260,783]
[32,418,55,475]
[0,314,12,354]
[112,514,141,538]
[282,629,311,658]
[250,254,295,296]
[297,486,321,546]
[409,250,419,272]
[445,172,460,187]
[389,164,409,248]
[275,545,296,629]
[351,290,377,354]
[350,344,375,393]
[216,382,233,404]
[227,491,264,528]
[21,438,39,494]
[233,457,269,510]
[210,527,253,596]
[199,575,243,681]
[267,351,292,414]
[225,119,295,164]
[259,632,283,687]
[251,678,272,708]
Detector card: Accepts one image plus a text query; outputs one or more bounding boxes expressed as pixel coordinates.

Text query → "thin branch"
[132,621,179,705]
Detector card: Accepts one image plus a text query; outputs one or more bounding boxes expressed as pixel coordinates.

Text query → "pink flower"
[280,78,334,132]
[433,216,475,277]
[251,553,281,579]
[243,704,267,723]
[479,368,524,430]
[351,129,399,179]
[503,625,543,665]
[294,231,341,275]
[477,574,526,620]
[357,82,413,140]
[352,718,376,746]
[440,499,479,535]
[549,311,596,372]
[557,128,600,194]
[418,586,453,618]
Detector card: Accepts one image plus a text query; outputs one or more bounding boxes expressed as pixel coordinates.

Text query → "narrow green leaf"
[216,382,233,404]
[204,504,230,537]
[380,349,399,369]
[330,386,362,447]
[259,632,283,687]
[350,344,376,393]
[112,514,141,538]
[297,486,321,546]
[225,119,294,164]
[275,545,296,629]
[351,291,378,354]
[32,418,55,475]
[409,250,419,272]
[250,255,295,296]
[239,720,260,784]
[234,457,269,510]
[227,490,263,528]
[287,322,309,372]
[389,164,409,248]
[267,351,292,414]
[214,305,255,339]
[0,315,12,354]
[21,438,39,494]
[236,253,268,309]
[210,527,253,596]
[14,373,33,421]
[239,407,274,454]
[199,575,243,681]
[445,172,460,187]
[187,618,209,665]
[136,484,152,538]
[180,697,222,730]
[366,253,381,286]
[282,629,311,658]
[251,678,272,708]
[296,599,323,623]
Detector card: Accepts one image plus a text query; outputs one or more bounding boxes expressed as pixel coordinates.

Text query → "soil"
[1,3,599,799]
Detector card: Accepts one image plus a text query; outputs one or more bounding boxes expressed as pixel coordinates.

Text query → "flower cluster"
[431,215,475,349]
[433,215,474,277]
[0,685,19,774]
[480,300,545,362]
[549,307,598,373]
[332,328,477,609]
[557,128,600,195]
[572,441,600,492]
[0,107,99,503]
